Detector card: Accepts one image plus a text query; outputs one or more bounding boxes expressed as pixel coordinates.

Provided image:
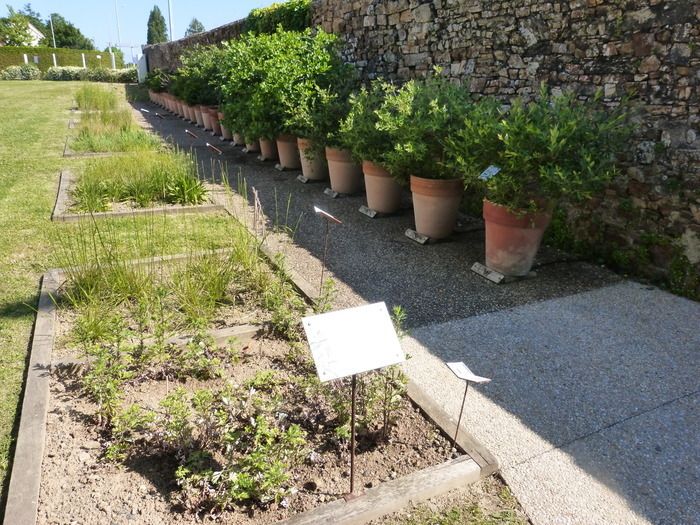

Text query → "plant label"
[479,165,501,181]
[313,206,342,224]
[470,262,505,284]
[302,302,405,382]
[358,205,378,218]
[324,188,339,199]
[446,362,491,384]
[405,228,430,245]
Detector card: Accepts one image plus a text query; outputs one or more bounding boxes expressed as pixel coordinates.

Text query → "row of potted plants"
[146,29,630,277]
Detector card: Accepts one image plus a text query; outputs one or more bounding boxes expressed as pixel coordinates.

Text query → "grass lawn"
[0,80,238,515]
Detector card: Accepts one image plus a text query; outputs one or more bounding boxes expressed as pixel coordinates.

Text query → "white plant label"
[479,165,501,181]
[446,362,491,384]
[303,302,405,382]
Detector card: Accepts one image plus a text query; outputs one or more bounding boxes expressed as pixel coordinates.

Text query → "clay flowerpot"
[194,105,204,128]
[482,199,552,276]
[233,133,244,146]
[202,109,213,131]
[259,138,279,161]
[245,140,260,153]
[187,105,196,123]
[218,112,233,140]
[207,107,222,135]
[326,147,363,194]
[276,134,301,169]
[410,175,463,240]
[362,161,403,214]
[297,138,328,181]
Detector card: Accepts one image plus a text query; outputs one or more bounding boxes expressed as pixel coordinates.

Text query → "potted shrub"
[284,34,358,186]
[339,80,403,213]
[376,74,472,239]
[447,85,631,275]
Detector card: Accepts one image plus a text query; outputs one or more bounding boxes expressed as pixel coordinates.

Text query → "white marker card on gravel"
[302,302,405,382]
[446,362,491,384]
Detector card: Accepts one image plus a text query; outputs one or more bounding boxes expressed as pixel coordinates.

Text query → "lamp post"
[49,14,56,48]
[167,0,174,41]
[114,0,122,45]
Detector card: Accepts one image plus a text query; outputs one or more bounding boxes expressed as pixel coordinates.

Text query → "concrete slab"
[402,282,700,525]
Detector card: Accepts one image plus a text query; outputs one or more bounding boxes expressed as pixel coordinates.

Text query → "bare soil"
[39,318,458,524]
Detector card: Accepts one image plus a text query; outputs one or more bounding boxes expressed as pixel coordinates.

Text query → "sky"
[3,1,275,62]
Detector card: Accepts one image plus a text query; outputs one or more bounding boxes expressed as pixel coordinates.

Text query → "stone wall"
[312,0,699,294]
[142,18,246,72]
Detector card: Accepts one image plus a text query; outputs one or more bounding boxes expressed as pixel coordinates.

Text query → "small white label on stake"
[479,165,501,181]
[446,362,491,384]
[303,302,405,382]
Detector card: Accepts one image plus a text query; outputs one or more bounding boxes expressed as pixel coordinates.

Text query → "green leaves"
[445,84,632,211]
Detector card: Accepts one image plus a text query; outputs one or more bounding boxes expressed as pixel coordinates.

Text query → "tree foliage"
[184,18,204,37]
[146,5,168,45]
[0,7,32,47]
[46,13,94,49]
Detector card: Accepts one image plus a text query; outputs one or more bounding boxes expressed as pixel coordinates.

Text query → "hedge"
[245,0,311,34]
[0,46,124,72]
[43,66,137,83]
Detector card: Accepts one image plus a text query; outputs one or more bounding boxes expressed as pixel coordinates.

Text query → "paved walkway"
[142,106,700,525]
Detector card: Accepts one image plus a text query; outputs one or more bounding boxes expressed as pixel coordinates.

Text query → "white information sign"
[446,362,491,384]
[302,302,405,382]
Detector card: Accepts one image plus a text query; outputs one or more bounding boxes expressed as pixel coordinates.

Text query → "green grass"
[74,83,118,112]
[72,108,162,153]
[0,80,246,516]
[73,150,207,211]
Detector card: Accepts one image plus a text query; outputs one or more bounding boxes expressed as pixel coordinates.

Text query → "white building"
[27,22,44,47]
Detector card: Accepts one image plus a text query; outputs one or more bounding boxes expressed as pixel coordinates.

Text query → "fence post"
[52,53,57,67]
[23,54,28,64]
[110,51,116,69]
[81,53,86,68]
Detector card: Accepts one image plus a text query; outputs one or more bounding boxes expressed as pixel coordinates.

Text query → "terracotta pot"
[207,107,221,135]
[187,105,196,123]
[177,101,185,117]
[259,138,279,161]
[233,133,244,146]
[326,147,363,194]
[276,134,301,169]
[362,161,403,214]
[409,175,463,240]
[218,112,233,140]
[297,138,328,180]
[194,105,204,127]
[245,140,260,153]
[201,108,213,131]
[482,199,552,276]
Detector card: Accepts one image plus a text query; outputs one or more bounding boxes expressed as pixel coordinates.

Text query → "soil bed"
[40,312,457,524]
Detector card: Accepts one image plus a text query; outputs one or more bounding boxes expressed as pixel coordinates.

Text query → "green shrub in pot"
[448,84,631,213]
[338,80,398,166]
[375,73,472,184]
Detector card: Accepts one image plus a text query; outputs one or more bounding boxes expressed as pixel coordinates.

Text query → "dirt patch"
[40,323,458,524]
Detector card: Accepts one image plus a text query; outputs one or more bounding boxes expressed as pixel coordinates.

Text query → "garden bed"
[52,170,225,221]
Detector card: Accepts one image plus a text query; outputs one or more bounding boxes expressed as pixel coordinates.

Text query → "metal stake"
[320,219,330,296]
[452,381,469,449]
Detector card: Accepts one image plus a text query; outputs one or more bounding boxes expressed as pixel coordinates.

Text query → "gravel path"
[140,104,700,525]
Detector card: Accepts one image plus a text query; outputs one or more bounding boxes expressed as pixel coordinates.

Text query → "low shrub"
[72,150,208,212]
[0,63,40,80]
[145,68,170,92]
[44,66,137,83]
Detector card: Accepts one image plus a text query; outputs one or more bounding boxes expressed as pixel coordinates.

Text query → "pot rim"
[482,198,552,228]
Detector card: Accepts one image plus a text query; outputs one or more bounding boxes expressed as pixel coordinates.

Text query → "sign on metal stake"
[313,206,342,297]
[446,362,490,449]
[303,302,405,497]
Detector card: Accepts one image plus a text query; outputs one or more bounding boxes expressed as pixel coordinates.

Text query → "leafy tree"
[104,46,125,65]
[146,6,168,44]
[184,17,204,37]
[47,13,94,49]
[18,3,46,35]
[0,7,31,46]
